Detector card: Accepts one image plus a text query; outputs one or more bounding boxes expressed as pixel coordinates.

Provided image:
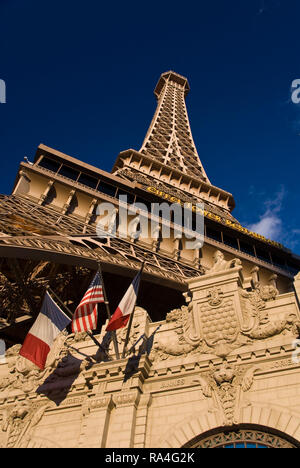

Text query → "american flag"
[72,271,104,333]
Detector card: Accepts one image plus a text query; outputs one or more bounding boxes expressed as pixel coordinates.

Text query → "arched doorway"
[183,425,300,449]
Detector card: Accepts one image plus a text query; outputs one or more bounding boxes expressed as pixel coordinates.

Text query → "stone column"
[62,189,76,215]
[13,170,31,196]
[38,180,54,205]
[134,394,152,448]
[106,390,140,448]
[79,395,114,448]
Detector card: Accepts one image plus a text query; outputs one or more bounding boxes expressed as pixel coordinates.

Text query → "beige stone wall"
[0,261,299,448]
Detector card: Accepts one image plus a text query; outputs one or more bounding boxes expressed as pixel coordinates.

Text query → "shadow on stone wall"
[123,325,161,383]
[36,353,89,406]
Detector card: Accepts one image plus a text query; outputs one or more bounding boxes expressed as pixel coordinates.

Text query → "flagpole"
[46,286,108,355]
[121,261,145,359]
[97,263,121,360]
[46,286,73,319]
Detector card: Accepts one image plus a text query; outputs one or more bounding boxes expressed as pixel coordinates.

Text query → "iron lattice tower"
[140,71,210,183]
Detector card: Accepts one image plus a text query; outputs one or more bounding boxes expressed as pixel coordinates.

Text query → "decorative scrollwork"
[194,362,261,426]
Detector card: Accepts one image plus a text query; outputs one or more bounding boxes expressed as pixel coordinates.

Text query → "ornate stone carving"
[151,264,300,362]
[66,331,91,344]
[0,333,71,394]
[208,250,241,273]
[0,400,49,448]
[150,302,202,361]
[194,362,260,426]
[89,396,113,410]
[189,429,297,449]
[240,283,300,340]
[207,287,223,307]
[116,320,141,352]
[113,391,139,407]
[151,279,248,361]
[199,291,244,357]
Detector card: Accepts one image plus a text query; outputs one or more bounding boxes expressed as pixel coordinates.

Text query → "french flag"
[106,270,142,332]
[20,292,71,370]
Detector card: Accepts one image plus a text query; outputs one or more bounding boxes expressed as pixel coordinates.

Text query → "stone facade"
[0,261,299,448]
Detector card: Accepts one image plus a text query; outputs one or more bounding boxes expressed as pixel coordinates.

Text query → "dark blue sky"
[1,0,300,253]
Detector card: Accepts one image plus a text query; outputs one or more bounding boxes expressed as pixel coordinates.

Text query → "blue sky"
[0,0,300,253]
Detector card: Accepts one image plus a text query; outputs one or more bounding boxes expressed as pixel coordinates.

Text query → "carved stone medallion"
[199,288,240,357]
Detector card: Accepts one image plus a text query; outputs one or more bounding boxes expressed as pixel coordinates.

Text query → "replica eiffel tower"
[1,72,300,450]
[0,70,299,345]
